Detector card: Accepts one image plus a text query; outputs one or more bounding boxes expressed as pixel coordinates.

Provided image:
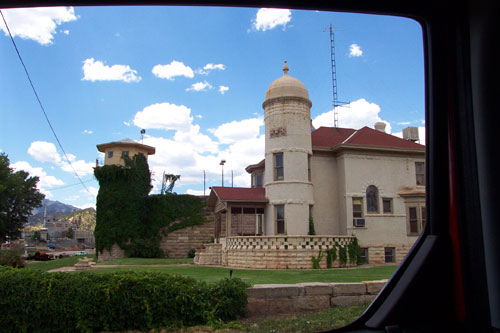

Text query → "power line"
[47,179,96,191]
[0,10,92,195]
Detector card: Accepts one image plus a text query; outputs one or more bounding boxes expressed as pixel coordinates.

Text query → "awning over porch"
[207,186,267,213]
[207,186,268,239]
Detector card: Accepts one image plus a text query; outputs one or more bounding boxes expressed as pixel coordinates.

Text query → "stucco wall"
[339,151,425,247]
[311,152,340,234]
[103,146,151,166]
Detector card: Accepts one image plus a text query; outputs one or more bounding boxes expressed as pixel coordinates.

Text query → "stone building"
[204,62,425,267]
[97,138,155,166]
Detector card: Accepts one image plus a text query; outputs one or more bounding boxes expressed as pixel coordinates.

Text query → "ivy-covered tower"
[262,61,314,235]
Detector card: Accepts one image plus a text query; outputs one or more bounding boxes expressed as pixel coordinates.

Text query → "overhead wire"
[0,9,92,195]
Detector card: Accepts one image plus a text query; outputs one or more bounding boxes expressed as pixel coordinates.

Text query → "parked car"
[47,243,56,250]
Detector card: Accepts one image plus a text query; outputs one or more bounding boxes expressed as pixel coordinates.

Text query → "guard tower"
[97,138,155,166]
[262,61,314,235]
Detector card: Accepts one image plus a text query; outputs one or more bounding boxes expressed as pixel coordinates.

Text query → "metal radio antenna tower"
[328,24,349,127]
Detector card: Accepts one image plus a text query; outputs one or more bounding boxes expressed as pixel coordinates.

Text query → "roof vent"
[374,122,386,133]
[403,126,419,142]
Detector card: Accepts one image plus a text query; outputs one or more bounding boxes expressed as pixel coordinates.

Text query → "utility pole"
[231,170,234,187]
[220,160,226,187]
[203,170,206,196]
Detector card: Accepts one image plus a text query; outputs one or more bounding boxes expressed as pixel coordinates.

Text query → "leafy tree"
[161,172,180,194]
[32,230,41,242]
[66,227,73,239]
[0,153,44,242]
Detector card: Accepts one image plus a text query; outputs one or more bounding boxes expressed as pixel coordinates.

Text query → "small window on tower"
[274,153,284,181]
[108,151,113,158]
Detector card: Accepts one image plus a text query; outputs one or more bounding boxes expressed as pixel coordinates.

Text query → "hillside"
[28,199,80,225]
[55,208,96,231]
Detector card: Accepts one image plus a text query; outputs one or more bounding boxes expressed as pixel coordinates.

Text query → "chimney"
[403,126,419,142]
[374,122,386,133]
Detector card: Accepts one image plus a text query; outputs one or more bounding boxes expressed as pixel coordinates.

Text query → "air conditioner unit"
[353,218,366,227]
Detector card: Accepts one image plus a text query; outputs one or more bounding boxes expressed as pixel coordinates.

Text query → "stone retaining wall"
[246,280,386,316]
[97,243,126,262]
[221,235,356,269]
[159,218,215,258]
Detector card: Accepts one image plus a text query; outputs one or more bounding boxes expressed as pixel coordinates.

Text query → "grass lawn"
[237,304,369,332]
[86,264,396,284]
[99,257,193,265]
[165,304,369,332]
[25,254,97,271]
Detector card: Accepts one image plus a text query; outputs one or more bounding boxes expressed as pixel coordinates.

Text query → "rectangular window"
[274,153,284,181]
[108,151,113,158]
[409,207,418,234]
[256,207,264,214]
[231,207,242,214]
[407,204,426,235]
[352,198,363,218]
[121,151,129,158]
[385,247,395,263]
[257,175,262,187]
[359,248,369,264]
[276,205,285,234]
[415,162,425,186]
[383,198,393,213]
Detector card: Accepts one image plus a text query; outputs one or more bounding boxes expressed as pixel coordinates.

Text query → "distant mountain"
[56,208,96,231]
[28,199,80,225]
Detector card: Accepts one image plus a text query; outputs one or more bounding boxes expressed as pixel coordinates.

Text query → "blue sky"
[0,6,424,209]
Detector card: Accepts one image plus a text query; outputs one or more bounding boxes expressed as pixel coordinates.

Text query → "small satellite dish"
[140,129,146,135]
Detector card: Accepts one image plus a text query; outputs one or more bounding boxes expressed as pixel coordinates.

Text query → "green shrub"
[347,236,361,265]
[311,249,324,269]
[326,246,337,269]
[0,245,24,268]
[187,248,196,258]
[0,267,249,332]
[339,245,348,267]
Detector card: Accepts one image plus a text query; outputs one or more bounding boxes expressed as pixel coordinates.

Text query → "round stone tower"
[263,61,313,235]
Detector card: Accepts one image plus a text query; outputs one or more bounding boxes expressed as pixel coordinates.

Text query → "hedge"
[0,267,248,332]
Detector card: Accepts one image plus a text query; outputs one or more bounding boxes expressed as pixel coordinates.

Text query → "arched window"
[366,185,379,213]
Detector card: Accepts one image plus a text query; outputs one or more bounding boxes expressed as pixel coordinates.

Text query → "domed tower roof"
[264,61,311,103]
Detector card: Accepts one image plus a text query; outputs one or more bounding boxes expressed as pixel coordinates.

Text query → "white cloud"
[186,189,206,196]
[172,125,219,154]
[75,202,96,209]
[62,29,69,35]
[133,102,194,132]
[82,58,141,83]
[11,161,64,198]
[195,114,203,119]
[81,186,98,197]
[219,85,229,94]
[197,63,226,74]
[211,117,264,144]
[0,7,77,45]
[313,98,391,133]
[82,129,93,135]
[27,140,94,176]
[28,141,61,164]
[186,81,213,92]
[60,158,94,177]
[123,121,131,127]
[152,61,194,80]
[397,121,411,125]
[252,8,291,31]
[349,44,363,57]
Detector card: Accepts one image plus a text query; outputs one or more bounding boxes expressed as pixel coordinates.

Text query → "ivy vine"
[94,155,207,258]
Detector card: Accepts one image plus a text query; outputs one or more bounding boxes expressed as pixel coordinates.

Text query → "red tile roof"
[311,127,355,147]
[312,126,425,150]
[211,186,266,202]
